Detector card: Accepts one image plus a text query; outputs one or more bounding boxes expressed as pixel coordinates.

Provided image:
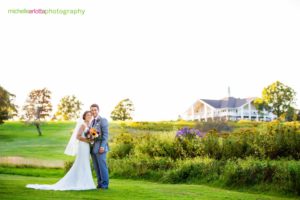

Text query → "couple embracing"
[27,104,109,190]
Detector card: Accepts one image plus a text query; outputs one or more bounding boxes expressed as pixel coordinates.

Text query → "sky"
[1,0,300,121]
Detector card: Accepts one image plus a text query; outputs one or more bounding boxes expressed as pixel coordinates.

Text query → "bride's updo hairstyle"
[82,111,91,120]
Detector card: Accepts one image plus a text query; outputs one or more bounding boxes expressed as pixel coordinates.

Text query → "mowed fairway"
[1,174,298,200]
[0,122,76,162]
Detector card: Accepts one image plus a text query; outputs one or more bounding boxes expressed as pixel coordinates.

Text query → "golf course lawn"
[1,174,298,200]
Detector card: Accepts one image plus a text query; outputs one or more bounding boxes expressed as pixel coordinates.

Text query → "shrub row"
[108,157,300,195]
[110,121,300,160]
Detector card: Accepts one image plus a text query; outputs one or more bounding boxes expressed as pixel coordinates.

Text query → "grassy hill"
[0,122,76,164]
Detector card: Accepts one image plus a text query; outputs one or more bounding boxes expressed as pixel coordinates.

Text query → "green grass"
[0,122,76,162]
[0,174,297,200]
[1,165,298,199]
[0,165,64,178]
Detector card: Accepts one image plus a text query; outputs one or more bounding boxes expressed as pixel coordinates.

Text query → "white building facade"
[183,97,276,121]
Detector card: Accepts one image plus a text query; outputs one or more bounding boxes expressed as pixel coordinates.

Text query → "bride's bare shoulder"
[83,123,89,128]
[79,123,87,130]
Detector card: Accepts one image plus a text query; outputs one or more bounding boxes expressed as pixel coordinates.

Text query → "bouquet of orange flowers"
[85,127,100,144]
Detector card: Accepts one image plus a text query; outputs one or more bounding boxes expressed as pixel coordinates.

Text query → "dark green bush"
[222,158,300,195]
[254,122,300,159]
[202,130,222,159]
[119,121,195,132]
[108,156,300,195]
[162,158,223,184]
[110,133,135,159]
[173,136,203,159]
[196,121,232,132]
[136,134,178,159]
[109,157,174,180]
[222,129,257,159]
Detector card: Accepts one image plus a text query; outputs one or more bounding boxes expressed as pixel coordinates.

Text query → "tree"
[111,98,134,121]
[22,88,52,136]
[297,110,300,121]
[258,81,296,119]
[55,95,82,121]
[284,106,297,122]
[0,86,17,124]
[253,97,270,119]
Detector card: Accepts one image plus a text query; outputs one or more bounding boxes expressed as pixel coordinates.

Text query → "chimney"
[228,86,231,98]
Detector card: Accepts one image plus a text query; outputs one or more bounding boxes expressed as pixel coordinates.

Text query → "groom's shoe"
[97,185,102,189]
[98,184,108,190]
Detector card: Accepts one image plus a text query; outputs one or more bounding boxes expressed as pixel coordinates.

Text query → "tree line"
[1,81,300,126]
[0,86,134,135]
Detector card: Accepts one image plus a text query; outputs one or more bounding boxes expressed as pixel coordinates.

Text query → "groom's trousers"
[91,151,109,188]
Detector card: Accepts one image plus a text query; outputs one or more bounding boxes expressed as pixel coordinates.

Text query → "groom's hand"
[99,147,105,154]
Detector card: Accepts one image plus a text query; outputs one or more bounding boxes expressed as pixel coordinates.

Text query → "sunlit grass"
[0,122,75,163]
[0,174,297,200]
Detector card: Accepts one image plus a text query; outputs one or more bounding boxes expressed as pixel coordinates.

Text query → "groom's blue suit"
[91,116,109,188]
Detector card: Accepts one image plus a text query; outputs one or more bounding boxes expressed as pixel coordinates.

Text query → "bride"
[26,111,96,190]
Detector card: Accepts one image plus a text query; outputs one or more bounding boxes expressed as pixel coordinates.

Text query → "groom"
[90,104,109,189]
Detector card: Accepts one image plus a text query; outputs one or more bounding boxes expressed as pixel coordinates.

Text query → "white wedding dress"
[26,126,96,190]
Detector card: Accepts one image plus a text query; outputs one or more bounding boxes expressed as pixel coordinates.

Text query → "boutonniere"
[95,118,101,126]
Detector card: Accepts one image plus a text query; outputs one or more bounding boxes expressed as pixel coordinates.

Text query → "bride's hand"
[85,138,94,143]
[83,138,90,143]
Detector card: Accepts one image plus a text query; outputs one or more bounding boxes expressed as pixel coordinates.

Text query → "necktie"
[92,118,96,127]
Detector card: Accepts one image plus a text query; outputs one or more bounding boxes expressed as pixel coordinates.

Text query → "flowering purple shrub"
[174,127,205,158]
[176,127,205,139]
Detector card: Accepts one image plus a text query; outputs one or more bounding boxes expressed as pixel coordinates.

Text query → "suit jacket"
[91,116,109,154]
